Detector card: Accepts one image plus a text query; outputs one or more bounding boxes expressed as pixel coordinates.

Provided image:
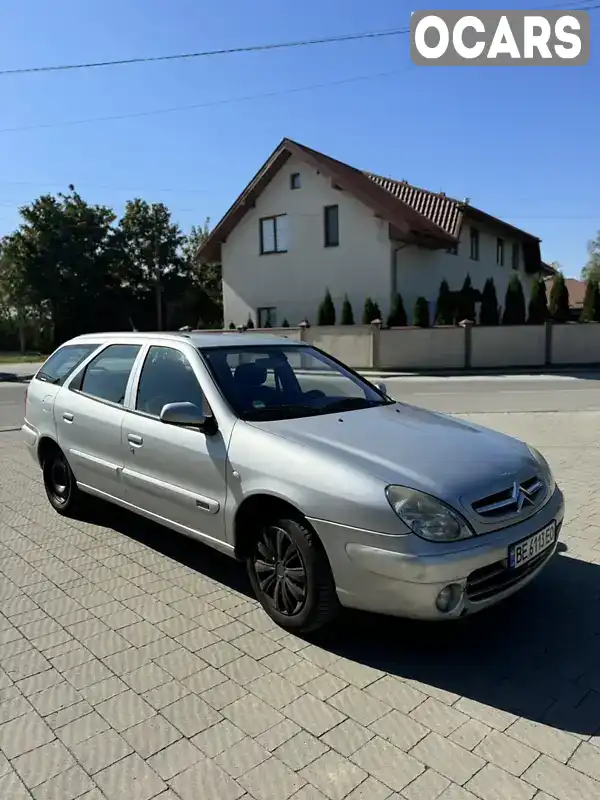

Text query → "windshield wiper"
[241,405,321,421]
[319,398,393,413]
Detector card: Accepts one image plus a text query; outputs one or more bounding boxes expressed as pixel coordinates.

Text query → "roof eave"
[390,224,456,249]
[463,205,540,242]
[197,139,294,263]
[540,262,557,276]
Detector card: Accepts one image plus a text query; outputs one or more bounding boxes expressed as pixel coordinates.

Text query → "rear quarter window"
[35,344,100,386]
[71,344,141,405]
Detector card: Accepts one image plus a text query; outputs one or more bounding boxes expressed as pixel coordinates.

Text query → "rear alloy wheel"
[247,516,339,634]
[43,448,81,516]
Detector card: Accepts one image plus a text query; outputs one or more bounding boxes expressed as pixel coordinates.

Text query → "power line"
[0,68,408,134]
[0,180,209,194]
[501,215,599,220]
[0,0,597,78]
[0,205,596,222]
[0,28,408,77]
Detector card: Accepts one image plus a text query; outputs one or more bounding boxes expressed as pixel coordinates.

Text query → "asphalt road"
[3,361,600,430]
[381,372,600,414]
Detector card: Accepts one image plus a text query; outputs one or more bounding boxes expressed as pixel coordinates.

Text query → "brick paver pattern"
[1,411,600,799]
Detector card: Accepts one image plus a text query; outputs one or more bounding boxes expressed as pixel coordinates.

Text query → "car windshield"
[200,344,393,421]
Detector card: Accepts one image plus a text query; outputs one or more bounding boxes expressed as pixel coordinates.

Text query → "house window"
[257,307,277,327]
[496,237,505,266]
[324,205,339,248]
[512,242,520,270]
[470,227,480,260]
[446,242,458,256]
[290,173,301,190]
[259,215,288,254]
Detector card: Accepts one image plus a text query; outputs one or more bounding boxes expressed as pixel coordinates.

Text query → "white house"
[199,138,550,328]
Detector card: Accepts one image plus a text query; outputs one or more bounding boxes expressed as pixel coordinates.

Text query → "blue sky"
[0,0,598,277]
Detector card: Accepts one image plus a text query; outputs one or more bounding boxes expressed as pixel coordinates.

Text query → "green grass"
[0,352,47,364]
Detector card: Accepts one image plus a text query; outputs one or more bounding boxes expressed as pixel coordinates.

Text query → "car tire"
[42,446,81,516]
[247,515,339,634]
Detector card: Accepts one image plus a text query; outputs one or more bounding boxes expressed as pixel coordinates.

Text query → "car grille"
[465,530,559,603]
[471,475,546,521]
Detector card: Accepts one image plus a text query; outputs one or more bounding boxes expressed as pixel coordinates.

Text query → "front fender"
[225,422,402,538]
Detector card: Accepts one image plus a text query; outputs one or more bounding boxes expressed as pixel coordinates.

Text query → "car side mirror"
[374,381,387,395]
[159,401,217,433]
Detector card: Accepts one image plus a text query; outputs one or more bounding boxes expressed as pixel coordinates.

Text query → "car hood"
[251,402,539,506]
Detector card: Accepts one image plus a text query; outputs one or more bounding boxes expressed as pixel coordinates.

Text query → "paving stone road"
[1,411,600,800]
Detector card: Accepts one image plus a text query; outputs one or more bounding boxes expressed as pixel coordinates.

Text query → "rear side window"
[36,344,99,386]
[72,344,141,406]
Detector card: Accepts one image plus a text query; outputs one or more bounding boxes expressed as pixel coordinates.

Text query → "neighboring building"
[544,275,586,322]
[199,138,552,327]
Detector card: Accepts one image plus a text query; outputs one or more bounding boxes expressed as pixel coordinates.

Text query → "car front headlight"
[385,485,474,543]
[526,444,556,494]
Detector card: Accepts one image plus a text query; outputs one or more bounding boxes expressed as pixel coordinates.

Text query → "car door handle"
[62,412,74,423]
[127,434,143,447]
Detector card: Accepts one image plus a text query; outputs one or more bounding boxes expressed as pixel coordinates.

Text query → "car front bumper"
[308,485,565,620]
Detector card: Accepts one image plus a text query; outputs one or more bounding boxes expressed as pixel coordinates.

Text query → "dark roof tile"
[365,174,463,238]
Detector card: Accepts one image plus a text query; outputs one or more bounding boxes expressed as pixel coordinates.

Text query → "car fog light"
[436,584,463,613]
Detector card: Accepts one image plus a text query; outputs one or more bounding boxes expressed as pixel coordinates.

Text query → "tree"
[179,218,223,329]
[548,272,570,322]
[502,273,527,325]
[0,187,127,347]
[581,231,600,282]
[228,321,235,329]
[362,297,376,324]
[246,315,254,329]
[282,318,290,327]
[479,278,500,326]
[527,279,548,324]
[455,274,476,323]
[341,295,354,325]
[581,279,596,322]
[0,239,48,352]
[591,284,600,323]
[434,280,454,325]
[119,199,186,331]
[414,296,430,328]
[317,288,336,325]
[580,278,600,322]
[387,292,407,327]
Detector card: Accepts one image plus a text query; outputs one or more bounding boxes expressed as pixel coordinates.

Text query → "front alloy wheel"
[247,516,339,634]
[253,525,308,616]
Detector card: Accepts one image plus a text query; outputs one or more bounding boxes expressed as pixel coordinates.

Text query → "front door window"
[135,346,205,417]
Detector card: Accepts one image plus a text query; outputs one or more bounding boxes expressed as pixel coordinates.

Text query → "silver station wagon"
[22,331,565,633]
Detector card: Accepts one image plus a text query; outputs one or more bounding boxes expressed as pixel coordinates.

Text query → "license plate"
[509,522,556,569]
